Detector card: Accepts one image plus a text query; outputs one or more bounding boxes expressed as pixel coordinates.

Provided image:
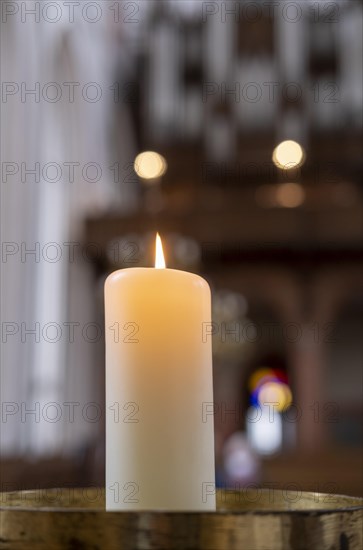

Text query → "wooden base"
[1,488,362,549]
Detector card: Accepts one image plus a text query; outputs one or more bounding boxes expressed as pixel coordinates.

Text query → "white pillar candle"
[105,235,215,511]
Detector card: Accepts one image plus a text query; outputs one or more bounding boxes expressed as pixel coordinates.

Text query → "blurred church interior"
[1,1,362,496]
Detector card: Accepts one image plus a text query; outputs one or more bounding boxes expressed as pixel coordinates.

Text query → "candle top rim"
[105,267,210,290]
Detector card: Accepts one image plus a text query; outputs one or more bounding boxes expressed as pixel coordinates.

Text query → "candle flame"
[155,233,166,269]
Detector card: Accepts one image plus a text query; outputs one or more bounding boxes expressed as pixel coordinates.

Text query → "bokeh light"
[247,405,283,455]
[134,151,167,180]
[248,367,275,392]
[248,367,292,412]
[258,381,293,412]
[272,140,305,169]
[255,183,305,209]
[223,432,259,482]
[275,182,305,208]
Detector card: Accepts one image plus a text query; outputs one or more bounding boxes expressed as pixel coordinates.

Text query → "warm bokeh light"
[134,151,167,180]
[258,381,293,412]
[255,183,305,209]
[248,368,275,392]
[275,182,305,208]
[155,233,166,269]
[249,367,291,412]
[272,140,305,169]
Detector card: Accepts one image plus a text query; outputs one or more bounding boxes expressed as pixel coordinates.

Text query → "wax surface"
[105,268,216,511]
